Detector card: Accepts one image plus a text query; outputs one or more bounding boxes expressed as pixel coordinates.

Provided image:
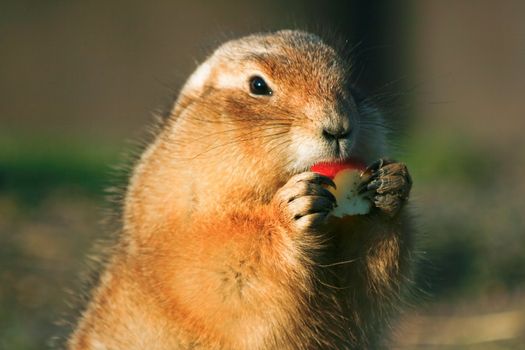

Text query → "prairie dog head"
[171,30,386,169]
[128,30,388,221]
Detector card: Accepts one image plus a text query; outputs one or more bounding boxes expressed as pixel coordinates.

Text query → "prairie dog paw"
[273,172,336,232]
[360,159,412,217]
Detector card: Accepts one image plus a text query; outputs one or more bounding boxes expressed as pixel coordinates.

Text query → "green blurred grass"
[0,135,123,349]
[402,130,525,299]
[0,135,122,203]
[404,131,497,187]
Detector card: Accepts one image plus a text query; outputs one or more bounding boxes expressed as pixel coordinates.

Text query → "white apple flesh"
[329,169,371,217]
[311,161,372,217]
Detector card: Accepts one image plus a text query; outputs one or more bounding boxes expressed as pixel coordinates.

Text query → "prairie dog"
[68,30,413,350]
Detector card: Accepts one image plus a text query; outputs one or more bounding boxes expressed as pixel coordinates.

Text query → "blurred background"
[1,0,524,349]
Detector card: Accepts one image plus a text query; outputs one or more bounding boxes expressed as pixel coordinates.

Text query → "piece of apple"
[311,161,372,217]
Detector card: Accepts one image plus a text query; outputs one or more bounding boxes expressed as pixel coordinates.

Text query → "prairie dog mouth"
[287,132,357,174]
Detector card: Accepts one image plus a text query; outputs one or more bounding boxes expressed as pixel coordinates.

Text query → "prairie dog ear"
[184,61,212,93]
[182,58,245,93]
[168,61,213,119]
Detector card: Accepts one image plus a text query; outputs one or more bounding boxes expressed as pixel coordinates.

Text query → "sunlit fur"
[68,30,413,350]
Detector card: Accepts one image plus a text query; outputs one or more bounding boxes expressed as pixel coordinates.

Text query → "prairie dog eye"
[249,76,273,96]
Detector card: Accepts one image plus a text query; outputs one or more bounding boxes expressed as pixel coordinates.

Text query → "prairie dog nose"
[322,124,352,141]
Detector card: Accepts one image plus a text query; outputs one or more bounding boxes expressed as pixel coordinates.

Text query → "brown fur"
[68,30,414,349]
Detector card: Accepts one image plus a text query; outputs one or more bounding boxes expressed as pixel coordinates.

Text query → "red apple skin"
[310,160,366,179]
